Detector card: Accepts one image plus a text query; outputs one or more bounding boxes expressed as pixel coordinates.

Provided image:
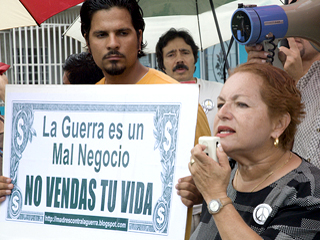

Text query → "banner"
[0,84,199,240]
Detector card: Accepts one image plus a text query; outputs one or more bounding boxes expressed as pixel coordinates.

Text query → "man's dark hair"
[80,0,146,58]
[63,52,104,84]
[156,28,199,71]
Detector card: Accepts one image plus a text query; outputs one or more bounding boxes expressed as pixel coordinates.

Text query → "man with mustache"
[156,28,224,135]
[245,0,320,168]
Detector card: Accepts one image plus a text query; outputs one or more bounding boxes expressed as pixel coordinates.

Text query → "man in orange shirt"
[80,0,210,146]
[80,1,210,237]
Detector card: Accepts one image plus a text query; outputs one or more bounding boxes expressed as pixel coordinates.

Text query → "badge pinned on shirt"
[253,203,272,225]
[201,99,214,114]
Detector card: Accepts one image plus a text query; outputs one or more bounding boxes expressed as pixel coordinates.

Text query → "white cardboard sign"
[0,84,199,240]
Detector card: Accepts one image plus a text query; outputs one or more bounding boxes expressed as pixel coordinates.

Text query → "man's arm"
[245,38,304,83]
[278,38,304,83]
[194,104,211,145]
[176,105,210,207]
[245,44,269,64]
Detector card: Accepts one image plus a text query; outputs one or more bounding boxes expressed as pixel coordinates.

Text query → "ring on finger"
[190,158,195,166]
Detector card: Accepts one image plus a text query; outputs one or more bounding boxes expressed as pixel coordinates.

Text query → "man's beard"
[104,61,126,76]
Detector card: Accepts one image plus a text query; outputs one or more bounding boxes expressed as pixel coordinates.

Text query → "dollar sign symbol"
[163,121,172,152]
[12,196,19,212]
[157,207,165,224]
[17,118,24,146]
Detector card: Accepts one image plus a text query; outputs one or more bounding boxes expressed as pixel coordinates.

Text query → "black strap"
[223,36,235,82]
[209,0,229,71]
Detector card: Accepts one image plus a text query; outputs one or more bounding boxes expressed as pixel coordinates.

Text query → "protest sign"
[0,84,199,240]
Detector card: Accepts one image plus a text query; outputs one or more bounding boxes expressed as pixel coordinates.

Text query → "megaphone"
[230,0,320,67]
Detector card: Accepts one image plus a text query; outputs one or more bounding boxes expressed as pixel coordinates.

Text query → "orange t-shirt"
[96,68,211,145]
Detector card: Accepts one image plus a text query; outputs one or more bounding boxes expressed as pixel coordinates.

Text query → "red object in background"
[0,0,84,31]
[20,0,84,25]
[180,80,196,84]
[0,62,10,75]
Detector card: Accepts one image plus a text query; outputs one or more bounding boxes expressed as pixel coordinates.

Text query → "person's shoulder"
[312,59,320,69]
[297,60,320,88]
[95,77,105,84]
[299,159,320,174]
[293,159,320,189]
[143,68,179,84]
[197,78,224,88]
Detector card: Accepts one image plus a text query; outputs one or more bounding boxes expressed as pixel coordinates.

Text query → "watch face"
[209,200,220,212]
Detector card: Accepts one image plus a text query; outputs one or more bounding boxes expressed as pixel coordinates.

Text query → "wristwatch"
[207,197,232,215]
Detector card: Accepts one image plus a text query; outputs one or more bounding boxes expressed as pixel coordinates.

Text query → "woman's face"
[214,71,275,156]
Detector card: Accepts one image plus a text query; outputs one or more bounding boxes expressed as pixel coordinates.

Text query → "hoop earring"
[274,137,279,148]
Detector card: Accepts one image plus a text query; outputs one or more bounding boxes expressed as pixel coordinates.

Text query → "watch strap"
[208,197,232,215]
[220,197,232,208]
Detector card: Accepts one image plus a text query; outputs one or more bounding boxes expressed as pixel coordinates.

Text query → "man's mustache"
[173,64,189,72]
[103,50,125,59]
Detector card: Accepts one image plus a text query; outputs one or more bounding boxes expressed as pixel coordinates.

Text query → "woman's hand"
[188,144,231,203]
[0,176,13,203]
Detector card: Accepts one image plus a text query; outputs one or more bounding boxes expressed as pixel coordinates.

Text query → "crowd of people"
[0,0,319,239]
